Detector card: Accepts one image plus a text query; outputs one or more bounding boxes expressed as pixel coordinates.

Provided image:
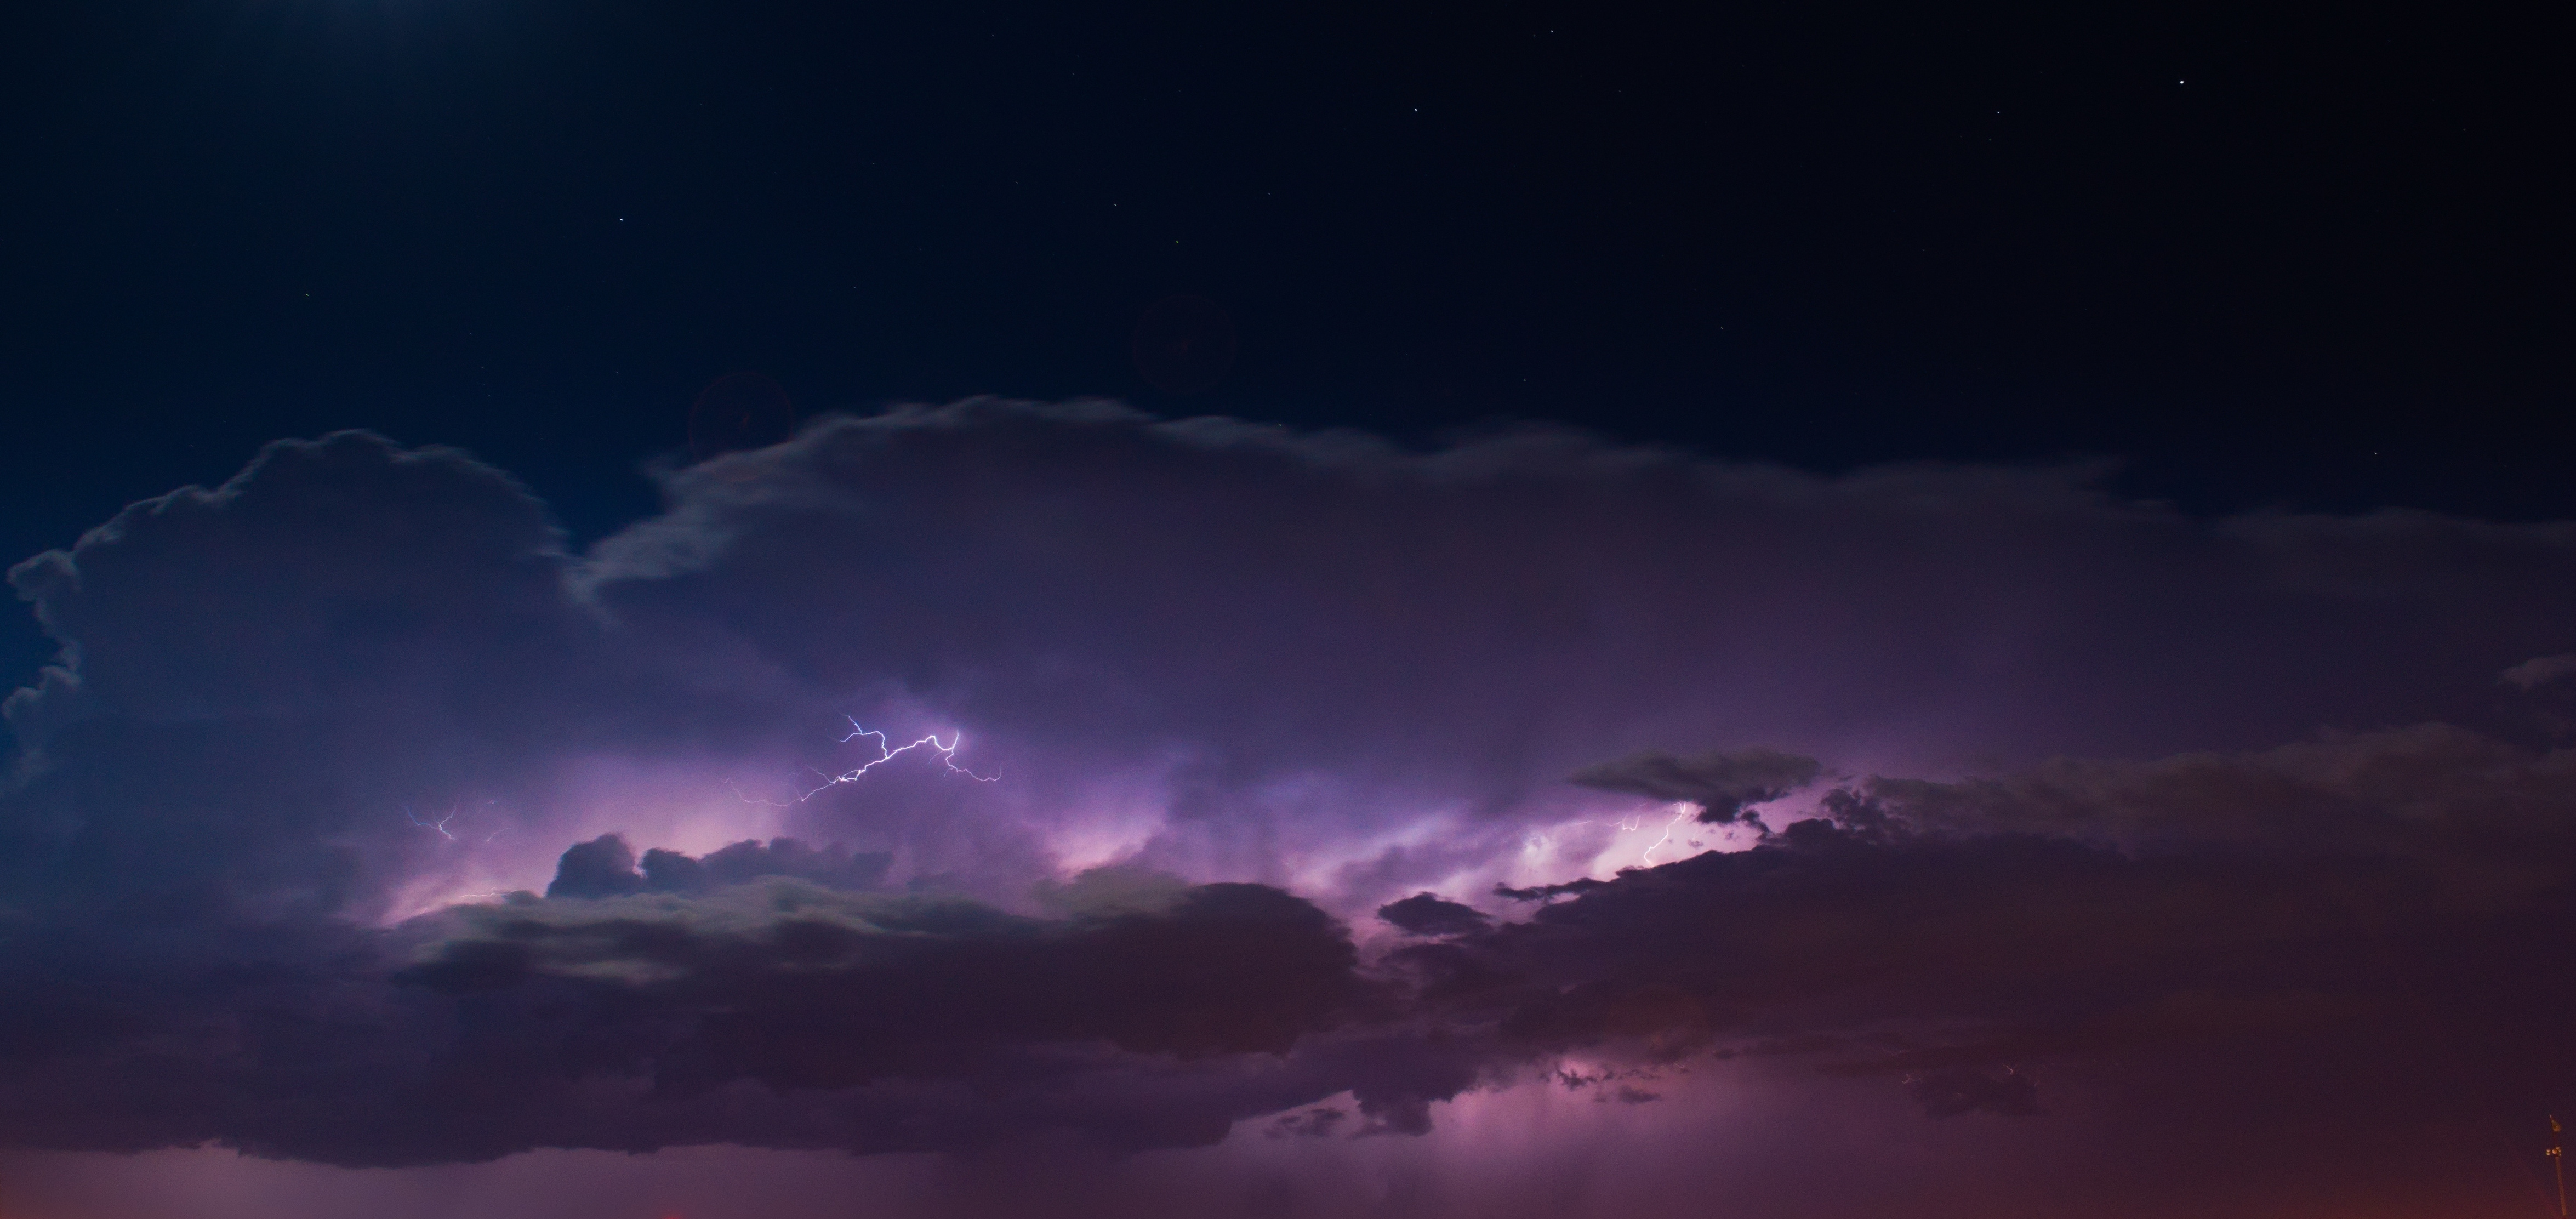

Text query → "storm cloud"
[2,402,2573,1208]
[1568,748,1823,824]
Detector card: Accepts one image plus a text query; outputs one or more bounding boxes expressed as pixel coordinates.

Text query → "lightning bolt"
[801,721,998,796]
[403,804,458,841]
[1636,802,1696,867]
[736,719,1000,806]
[1522,807,1705,867]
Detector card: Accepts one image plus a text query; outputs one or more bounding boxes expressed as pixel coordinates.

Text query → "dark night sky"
[6,0,2569,540]
[2,3,2574,1217]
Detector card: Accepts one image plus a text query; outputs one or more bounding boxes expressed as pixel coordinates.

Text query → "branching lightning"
[403,804,458,841]
[802,721,998,796]
[403,799,512,846]
[1635,802,1696,867]
[736,719,999,806]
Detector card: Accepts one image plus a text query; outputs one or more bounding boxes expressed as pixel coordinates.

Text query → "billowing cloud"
[2,403,2574,1214]
[1381,725,2576,1195]
[13,405,2576,921]
[542,834,894,898]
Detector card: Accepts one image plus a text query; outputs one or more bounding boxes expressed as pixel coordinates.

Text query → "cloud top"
[1,404,2572,1212]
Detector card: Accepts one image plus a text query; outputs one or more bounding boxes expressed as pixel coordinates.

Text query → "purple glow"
[2,408,2571,1218]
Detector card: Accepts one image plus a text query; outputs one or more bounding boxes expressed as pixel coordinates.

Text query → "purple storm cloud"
[3,402,2572,1217]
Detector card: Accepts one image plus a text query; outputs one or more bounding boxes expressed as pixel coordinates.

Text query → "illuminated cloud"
[2,403,2573,1214]
[2502,652,2576,691]
[1567,747,1822,824]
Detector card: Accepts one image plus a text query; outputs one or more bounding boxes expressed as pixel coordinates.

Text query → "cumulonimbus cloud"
[1,403,2571,1184]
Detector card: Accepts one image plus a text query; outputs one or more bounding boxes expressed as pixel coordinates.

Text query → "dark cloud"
[0,866,1374,1166]
[0,437,556,930]
[1568,748,1822,824]
[5,432,576,729]
[13,407,2576,924]
[583,400,2576,831]
[408,869,1363,1074]
[546,834,893,898]
[1262,1107,1348,1139]
[1489,876,1610,903]
[1396,726,2576,1176]
[4,406,2576,1208]
[545,833,647,899]
[1375,893,1490,938]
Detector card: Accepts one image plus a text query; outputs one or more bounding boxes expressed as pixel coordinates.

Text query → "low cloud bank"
[0,405,2569,1182]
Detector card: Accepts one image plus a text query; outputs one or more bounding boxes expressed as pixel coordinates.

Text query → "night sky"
[2,2,2573,1217]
